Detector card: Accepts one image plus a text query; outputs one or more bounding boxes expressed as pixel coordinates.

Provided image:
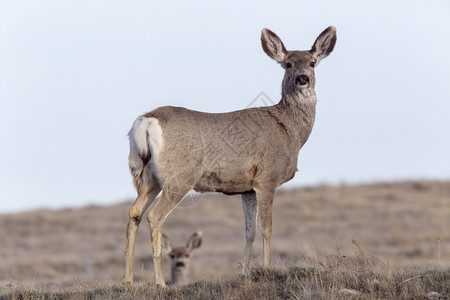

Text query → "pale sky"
[1,1,450,213]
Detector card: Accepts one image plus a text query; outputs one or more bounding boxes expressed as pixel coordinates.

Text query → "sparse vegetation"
[2,263,449,299]
[1,181,449,299]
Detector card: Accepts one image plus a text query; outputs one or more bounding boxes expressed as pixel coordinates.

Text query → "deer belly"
[193,168,254,195]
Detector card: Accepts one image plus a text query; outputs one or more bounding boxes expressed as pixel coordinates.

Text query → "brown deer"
[161,231,202,285]
[124,26,337,286]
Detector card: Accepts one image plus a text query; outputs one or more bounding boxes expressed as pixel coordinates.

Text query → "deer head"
[261,27,336,100]
[162,231,202,284]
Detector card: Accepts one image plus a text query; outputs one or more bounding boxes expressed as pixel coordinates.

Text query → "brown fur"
[124,26,337,286]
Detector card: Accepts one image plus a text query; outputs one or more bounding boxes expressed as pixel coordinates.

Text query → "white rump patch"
[130,118,149,157]
[128,117,164,179]
[147,118,164,159]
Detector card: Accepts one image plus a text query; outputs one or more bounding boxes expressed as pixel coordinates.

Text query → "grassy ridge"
[1,181,449,299]
[2,266,448,300]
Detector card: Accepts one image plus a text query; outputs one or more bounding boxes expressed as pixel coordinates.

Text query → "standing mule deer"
[124,26,337,286]
[161,231,202,285]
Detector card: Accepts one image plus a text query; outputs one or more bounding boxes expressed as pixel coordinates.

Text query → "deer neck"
[172,267,189,284]
[277,88,317,149]
[281,85,317,106]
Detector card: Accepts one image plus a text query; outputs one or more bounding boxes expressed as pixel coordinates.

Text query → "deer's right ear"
[161,233,172,253]
[261,28,287,63]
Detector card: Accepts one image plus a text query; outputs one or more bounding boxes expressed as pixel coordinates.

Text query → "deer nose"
[296,75,309,86]
[175,262,185,267]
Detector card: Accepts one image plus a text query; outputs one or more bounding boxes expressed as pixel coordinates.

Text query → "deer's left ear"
[310,26,337,65]
[186,231,202,251]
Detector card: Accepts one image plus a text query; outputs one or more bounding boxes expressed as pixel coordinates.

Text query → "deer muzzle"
[295,74,310,86]
[175,261,185,267]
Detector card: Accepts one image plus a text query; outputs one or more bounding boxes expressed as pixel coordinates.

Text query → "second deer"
[162,231,202,285]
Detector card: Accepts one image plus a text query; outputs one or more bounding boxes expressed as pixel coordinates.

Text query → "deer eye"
[310,61,316,68]
[169,254,175,259]
[285,63,292,69]
[185,254,189,258]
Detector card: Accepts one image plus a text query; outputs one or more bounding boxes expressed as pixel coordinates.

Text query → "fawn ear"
[161,233,172,253]
[261,28,287,63]
[310,26,337,65]
[186,231,202,251]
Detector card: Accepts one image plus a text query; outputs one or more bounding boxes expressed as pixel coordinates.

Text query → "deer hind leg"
[148,186,191,286]
[241,191,258,274]
[255,187,275,267]
[124,179,161,283]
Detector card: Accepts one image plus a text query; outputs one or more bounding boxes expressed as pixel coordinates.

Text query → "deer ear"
[310,26,337,65]
[161,233,172,253]
[261,28,287,63]
[186,231,202,251]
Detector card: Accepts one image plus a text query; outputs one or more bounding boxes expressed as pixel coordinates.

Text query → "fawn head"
[162,231,202,284]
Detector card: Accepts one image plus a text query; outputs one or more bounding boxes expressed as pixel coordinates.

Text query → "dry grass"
[2,263,449,299]
[1,180,449,298]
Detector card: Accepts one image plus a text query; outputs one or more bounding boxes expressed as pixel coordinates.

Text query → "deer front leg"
[241,191,258,274]
[255,188,274,267]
